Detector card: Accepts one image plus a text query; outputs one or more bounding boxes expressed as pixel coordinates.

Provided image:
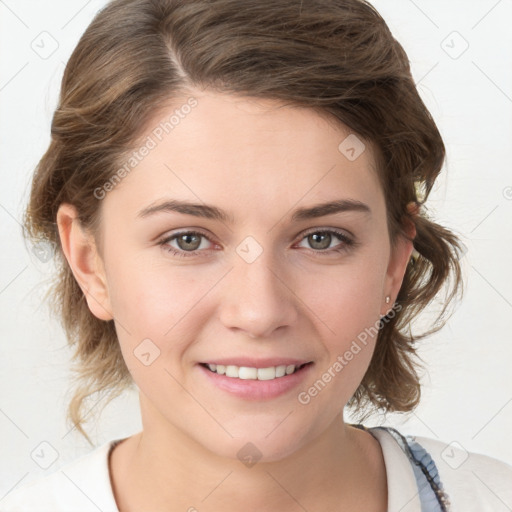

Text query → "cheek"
[105,251,198,327]
[104,257,220,362]
[295,257,386,398]
[301,260,385,340]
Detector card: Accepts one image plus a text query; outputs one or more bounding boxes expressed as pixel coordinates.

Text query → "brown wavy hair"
[22,0,464,444]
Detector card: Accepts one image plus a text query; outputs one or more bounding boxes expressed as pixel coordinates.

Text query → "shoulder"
[368,425,512,512]
[412,434,512,511]
[0,439,122,512]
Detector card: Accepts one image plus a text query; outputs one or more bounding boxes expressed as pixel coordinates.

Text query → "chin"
[193,415,320,465]
[214,435,306,465]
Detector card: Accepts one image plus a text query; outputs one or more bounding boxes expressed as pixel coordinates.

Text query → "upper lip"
[200,358,313,368]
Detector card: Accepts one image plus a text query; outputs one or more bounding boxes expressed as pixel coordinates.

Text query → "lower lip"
[198,363,314,400]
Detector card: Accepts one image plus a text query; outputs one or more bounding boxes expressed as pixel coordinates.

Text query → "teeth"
[239,367,258,379]
[286,364,295,375]
[205,363,304,380]
[275,365,286,378]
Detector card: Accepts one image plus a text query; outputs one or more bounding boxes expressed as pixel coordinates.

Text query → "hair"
[23,0,464,444]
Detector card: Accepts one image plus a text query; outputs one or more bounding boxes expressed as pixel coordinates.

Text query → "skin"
[57,89,416,512]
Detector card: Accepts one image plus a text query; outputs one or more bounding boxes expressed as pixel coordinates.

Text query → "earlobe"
[56,203,113,321]
[382,215,417,315]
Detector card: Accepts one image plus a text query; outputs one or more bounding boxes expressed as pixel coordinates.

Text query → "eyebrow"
[137,198,371,223]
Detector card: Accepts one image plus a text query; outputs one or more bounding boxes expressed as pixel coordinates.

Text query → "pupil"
[310,233,331,250]
[178,234,200,251]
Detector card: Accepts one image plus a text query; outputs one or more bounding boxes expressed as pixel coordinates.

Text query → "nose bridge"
[218,238,298,338]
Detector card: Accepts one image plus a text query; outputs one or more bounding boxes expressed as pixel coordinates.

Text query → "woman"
[3,0,511,511]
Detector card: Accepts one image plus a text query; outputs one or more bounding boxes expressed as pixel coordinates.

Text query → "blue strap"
[376,426,451,512]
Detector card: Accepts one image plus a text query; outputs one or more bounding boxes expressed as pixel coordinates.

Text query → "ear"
[56,203,113,321]
[381,203,417,316]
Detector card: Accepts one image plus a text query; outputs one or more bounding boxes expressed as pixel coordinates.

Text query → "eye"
[159,230,215,257]
[158,227,356,259]
[296,228,355,254]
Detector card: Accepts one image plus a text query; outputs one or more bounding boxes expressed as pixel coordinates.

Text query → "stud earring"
[385,296,390,304]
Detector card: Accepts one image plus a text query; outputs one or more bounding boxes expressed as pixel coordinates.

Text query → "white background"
[1,0,511,499]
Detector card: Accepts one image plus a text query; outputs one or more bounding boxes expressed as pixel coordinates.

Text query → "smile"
[201,363,310,381]
[198,360,314,400]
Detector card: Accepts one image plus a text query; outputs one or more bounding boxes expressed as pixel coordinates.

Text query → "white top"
[1,429,511,511]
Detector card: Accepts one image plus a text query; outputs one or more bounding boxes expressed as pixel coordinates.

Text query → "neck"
[110,401,386,512]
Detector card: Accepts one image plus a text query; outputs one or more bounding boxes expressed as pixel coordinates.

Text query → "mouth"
[199,362,313,381]
[197,359,315,400]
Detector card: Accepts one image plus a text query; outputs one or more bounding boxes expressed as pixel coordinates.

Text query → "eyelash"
[158,228,356,258]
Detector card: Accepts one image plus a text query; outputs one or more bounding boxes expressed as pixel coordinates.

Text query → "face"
[70,90,413,461]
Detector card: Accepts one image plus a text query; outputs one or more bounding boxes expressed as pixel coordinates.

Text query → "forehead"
[109,90,384,221]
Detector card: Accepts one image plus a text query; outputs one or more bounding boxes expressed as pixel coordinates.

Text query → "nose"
[218,250,299,339]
